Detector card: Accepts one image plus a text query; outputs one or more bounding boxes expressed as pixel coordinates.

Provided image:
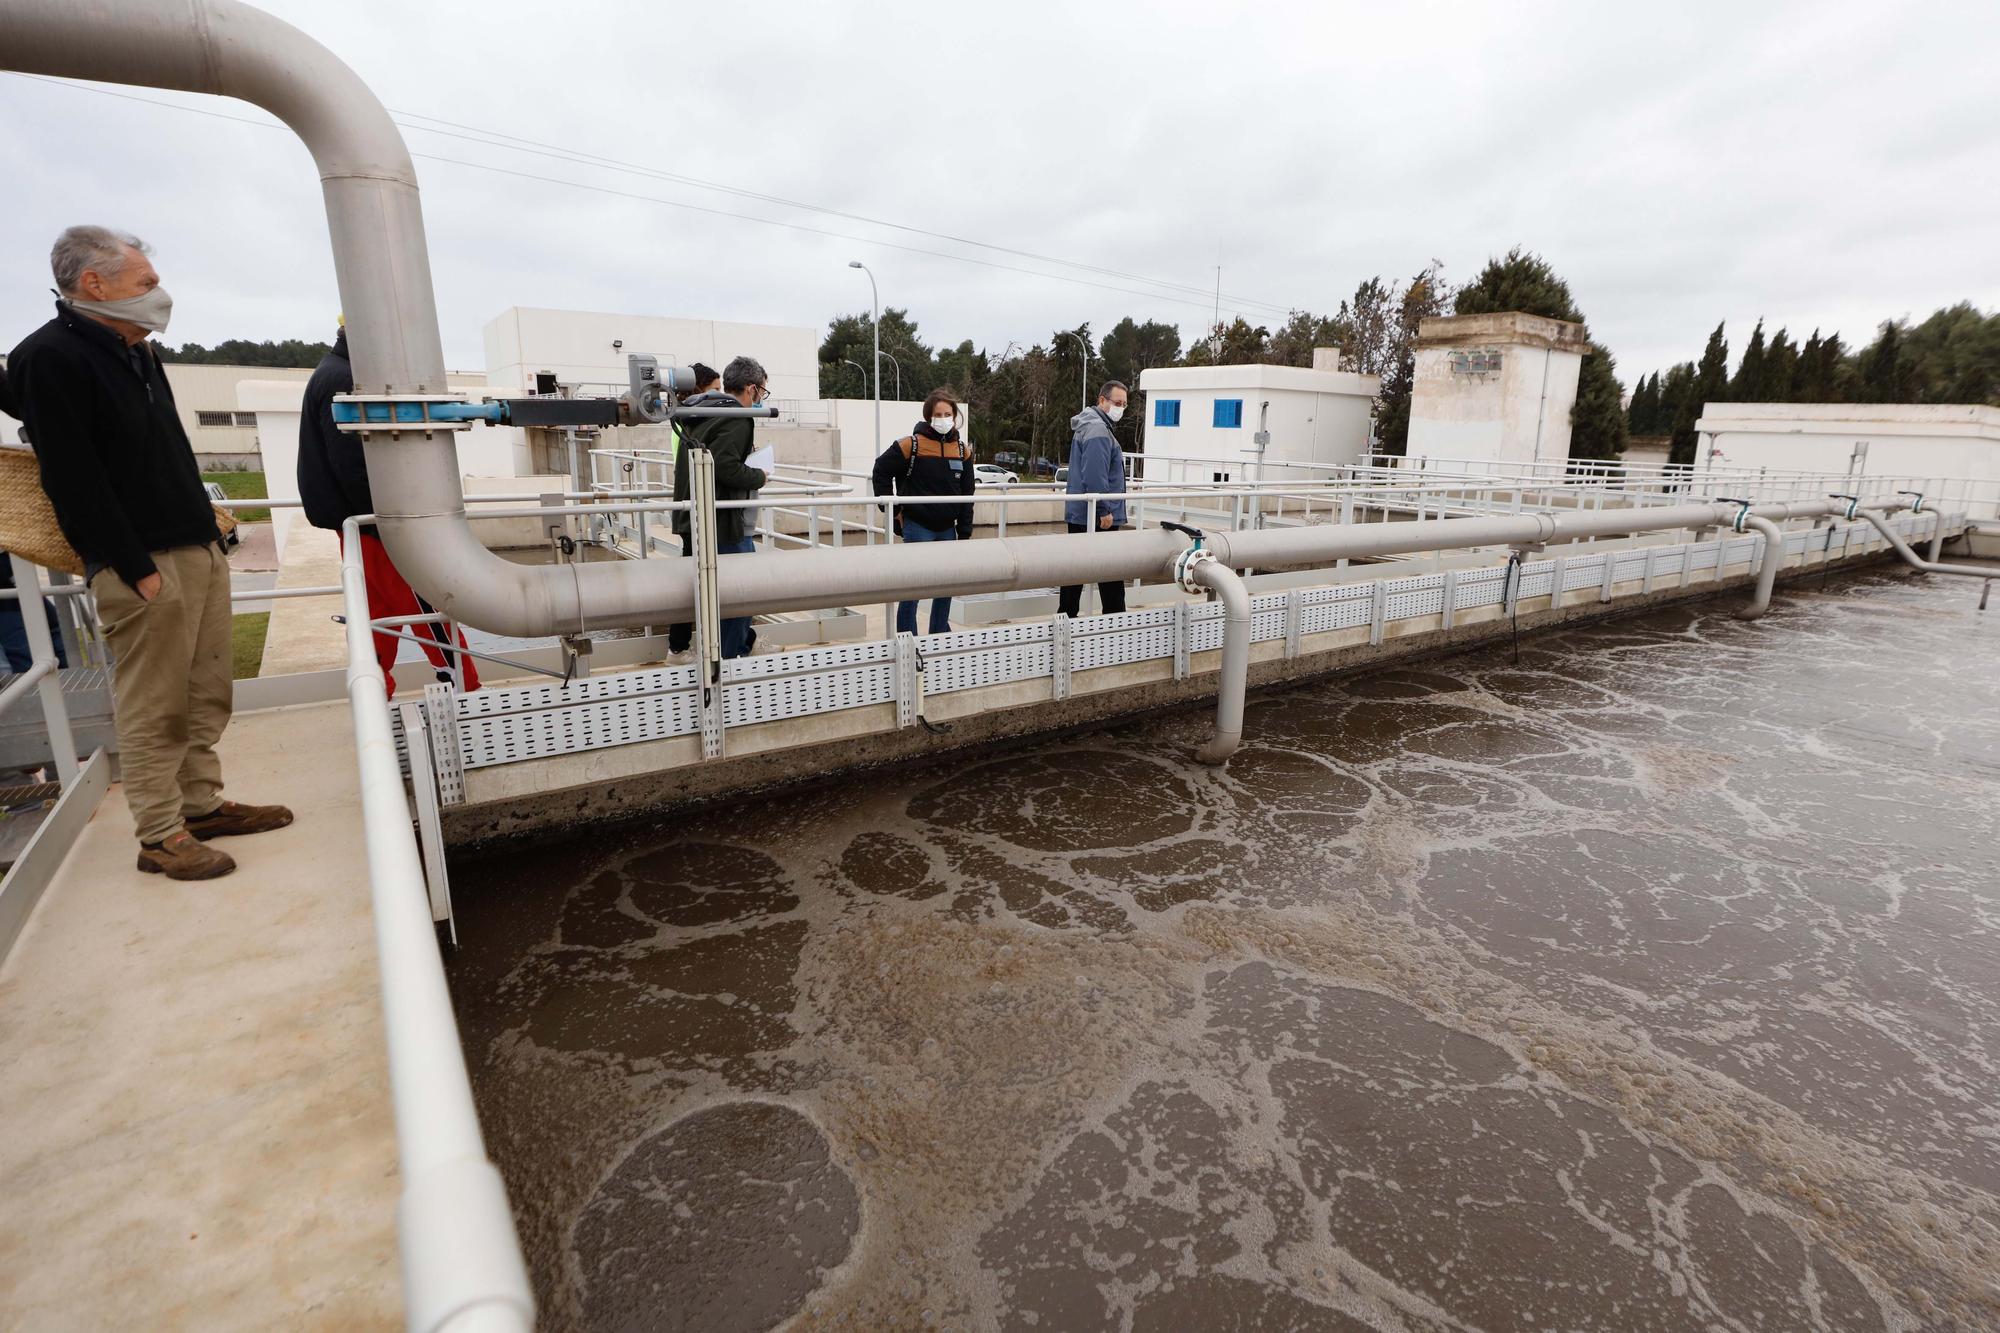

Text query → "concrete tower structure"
[1406,312,1588,469]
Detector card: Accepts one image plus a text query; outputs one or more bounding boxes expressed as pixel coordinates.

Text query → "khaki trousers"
[93,544,233,845]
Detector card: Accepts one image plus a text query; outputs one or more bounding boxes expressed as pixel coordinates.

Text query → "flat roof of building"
[1138,363,1381,396]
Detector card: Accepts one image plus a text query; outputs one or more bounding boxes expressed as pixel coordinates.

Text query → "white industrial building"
[0,358,404,468]
[1695,402,2000,510]
[1136,350,1380,483]
[1404,312,1587,470]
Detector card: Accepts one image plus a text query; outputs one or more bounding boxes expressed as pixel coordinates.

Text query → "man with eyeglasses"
[668,355,770,660]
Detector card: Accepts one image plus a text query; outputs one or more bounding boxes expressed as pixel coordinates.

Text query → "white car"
[973,463,1018,485]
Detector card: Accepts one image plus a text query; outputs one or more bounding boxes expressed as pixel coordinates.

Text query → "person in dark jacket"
[1058,380,1131,618]
[0,363,66,674]
[9,225,291,880]
[298,320,479,696]
[666,355,770,659]
[873,389,975,635]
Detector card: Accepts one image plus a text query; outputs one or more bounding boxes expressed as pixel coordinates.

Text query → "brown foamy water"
[449,567,2000,1331]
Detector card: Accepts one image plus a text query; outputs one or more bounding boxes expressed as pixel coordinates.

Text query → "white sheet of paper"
[746,444,776,473]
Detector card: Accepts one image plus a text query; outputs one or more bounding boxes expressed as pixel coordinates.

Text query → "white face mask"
[930,415,955,434]
[67,284,174,335]
[1104,403,1125,423]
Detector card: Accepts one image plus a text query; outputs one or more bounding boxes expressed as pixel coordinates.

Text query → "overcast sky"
[3,0,1995,383]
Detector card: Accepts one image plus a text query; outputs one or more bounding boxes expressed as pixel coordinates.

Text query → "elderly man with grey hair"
[667,354,771,659]
[8,226,292,881]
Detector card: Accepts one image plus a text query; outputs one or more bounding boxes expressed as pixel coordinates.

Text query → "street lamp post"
[848,261,880,464]
[879,350,903,403]
[841,357,867,397]
[1056,331,1089,411]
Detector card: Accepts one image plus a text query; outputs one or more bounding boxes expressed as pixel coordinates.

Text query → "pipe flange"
[1174,545,1218,594]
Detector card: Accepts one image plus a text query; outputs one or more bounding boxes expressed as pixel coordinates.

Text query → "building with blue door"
[1136,349,1379,484]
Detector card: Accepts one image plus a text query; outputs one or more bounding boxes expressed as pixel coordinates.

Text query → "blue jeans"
[896,521,956,635]
[717,537,756,658]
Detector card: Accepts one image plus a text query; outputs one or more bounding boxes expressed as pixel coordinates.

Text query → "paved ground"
[0,701,401,1331]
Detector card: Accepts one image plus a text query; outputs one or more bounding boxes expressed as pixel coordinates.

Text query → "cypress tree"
[1764,328,1798,401]
[1730,319,1767,399]
[1626,373,1656,435]
[1571,343,1630,461]
[1858,322,1913,402]
[1795,331,1823,399]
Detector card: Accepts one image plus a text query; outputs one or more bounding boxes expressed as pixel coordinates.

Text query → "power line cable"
[386,106,1297,315]
[7,73,1297,320]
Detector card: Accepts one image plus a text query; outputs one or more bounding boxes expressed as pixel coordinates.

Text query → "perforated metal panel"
[1301,588,1372,634]
[723,661,892,725]
[1688,544,1721,571]
[454,662,698,717]
[1072,621,1177,671]
[463,689,698,768]
[1454,567,1510,610]
[923,640,1054,695]
[1190,603,1226,654]
[1515,561,1556,599]
[1562,556,1607,591]
[1721,536,1760,567]
[1383,574,1446,621]
[722,640,893,681]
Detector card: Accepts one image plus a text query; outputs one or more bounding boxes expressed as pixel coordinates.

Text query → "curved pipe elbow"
[1186,558,1250,765]
[1734,515,1785,620]
[1857,507,1989,579]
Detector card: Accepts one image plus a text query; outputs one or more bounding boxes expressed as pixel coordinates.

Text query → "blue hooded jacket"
[1064,406,1127,528]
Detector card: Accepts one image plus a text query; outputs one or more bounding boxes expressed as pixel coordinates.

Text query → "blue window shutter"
[1214,399,1243,428]
[1153,398,1180,427]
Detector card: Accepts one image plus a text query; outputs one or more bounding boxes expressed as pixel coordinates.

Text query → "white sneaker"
[665,648,693,665]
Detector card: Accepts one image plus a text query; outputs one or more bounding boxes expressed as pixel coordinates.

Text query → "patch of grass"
[202,470,269,523]
[231,611,269,680]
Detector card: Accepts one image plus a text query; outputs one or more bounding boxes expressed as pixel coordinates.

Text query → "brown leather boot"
[137,830,237,880]
[183,800,295,841]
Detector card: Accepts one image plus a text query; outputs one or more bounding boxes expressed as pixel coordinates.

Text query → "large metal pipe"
[603,498,1863,628]
[1187,559,1249,764]
[1734,514,1786,620]
[1857,508,1992,580]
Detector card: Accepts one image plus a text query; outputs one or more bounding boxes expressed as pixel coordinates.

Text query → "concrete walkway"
[0,701,400,1331]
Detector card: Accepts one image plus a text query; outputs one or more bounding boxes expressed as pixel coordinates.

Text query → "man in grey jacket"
[1058,380,1130,617]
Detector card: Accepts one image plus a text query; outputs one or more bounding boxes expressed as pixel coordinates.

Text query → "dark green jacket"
[671,393,767,547]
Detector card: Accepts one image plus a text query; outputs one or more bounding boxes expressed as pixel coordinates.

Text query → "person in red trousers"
[297,320,480,697]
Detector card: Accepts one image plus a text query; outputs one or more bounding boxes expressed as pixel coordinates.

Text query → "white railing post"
[10,555,78,785]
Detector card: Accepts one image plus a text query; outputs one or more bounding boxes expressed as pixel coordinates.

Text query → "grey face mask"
[66,285,173,335]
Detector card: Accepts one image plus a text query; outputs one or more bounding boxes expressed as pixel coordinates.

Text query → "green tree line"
[817,247,1634,468]
[155,338,332,367]
[1627,303,2000,464]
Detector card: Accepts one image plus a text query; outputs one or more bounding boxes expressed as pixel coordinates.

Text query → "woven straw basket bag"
[0,446,236,578]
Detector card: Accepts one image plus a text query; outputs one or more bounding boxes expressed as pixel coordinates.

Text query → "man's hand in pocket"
[136,572,162,602]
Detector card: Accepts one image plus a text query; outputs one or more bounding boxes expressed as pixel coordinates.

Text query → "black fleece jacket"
[8,301,218,586]
[297,328,373,532]
[671,392,768,547]
[872,420,975,537]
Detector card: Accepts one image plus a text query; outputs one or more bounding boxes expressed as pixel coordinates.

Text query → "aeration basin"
[447,564,2000,1330]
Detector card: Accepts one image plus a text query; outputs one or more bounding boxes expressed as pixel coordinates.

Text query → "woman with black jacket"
[871,390,976,635]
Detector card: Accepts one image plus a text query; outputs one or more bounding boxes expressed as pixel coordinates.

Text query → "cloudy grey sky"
[3,0,1995,383]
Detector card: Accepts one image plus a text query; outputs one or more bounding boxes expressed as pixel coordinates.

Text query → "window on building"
[1153,398,1181,427]
[234,412,258,427]
[196,411,234,427]
[1213,399,1244,429]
